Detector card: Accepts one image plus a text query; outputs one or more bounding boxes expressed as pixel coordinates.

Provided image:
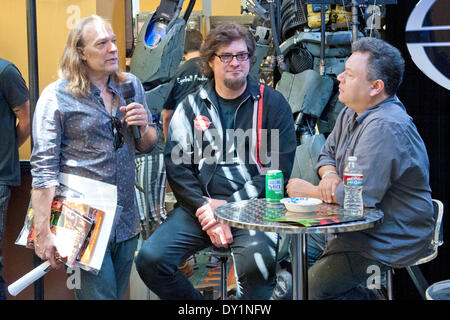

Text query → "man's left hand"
[318,173,341,203]
[206,223,233,248]
[195,198,227,231]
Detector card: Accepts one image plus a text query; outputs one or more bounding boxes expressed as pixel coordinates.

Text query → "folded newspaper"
[15,173,117,273]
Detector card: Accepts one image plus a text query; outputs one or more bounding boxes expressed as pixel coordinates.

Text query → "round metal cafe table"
[214,198,384,300]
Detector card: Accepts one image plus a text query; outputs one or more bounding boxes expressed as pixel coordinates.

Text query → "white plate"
[280,197,323,212]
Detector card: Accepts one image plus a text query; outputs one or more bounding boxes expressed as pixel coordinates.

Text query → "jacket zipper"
[202,94,251,197]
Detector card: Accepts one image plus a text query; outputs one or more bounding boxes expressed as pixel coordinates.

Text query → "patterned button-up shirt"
[31,73,154,243]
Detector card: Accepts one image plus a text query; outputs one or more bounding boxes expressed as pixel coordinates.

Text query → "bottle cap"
[348,156,357,162]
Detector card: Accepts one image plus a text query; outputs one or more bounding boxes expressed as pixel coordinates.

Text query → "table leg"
[291,233,308,300]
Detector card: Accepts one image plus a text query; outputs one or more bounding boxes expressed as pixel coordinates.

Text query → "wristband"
[141,124,149,136]
[321,170,337,179]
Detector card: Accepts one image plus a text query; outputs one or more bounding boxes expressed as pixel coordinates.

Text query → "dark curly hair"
[199,23,256,79]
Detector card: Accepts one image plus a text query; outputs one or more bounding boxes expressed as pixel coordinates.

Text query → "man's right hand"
[31,187,62,269]
[206,223,233,248]
[34,228,60,269]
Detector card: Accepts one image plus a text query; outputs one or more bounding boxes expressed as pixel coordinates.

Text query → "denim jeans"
[135,207,279,300]
[0,185,11,300]
[306,233,327,269]
[74,235,138,300]
[308,249,389,300]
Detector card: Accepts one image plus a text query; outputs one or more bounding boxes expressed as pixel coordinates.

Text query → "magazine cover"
[15,172,117,273]
[19,198,104,268]
[9,173,116,296]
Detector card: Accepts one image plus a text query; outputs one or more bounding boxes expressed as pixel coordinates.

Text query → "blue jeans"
[135,207,279,300]
[0,185,11,300]
[308,249,389,300]
[74,235,138,300]
[306,233,327,269]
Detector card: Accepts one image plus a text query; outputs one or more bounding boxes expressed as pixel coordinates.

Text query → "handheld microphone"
[120,82,141,143]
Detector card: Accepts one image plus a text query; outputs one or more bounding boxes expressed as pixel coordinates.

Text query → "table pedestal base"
[291,233,308,300]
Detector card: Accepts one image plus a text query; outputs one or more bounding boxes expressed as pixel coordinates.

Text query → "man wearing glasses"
[30,15,157,299]
[136,23,296,299]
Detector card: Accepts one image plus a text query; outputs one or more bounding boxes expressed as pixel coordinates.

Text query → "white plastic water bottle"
[343,156,364,216]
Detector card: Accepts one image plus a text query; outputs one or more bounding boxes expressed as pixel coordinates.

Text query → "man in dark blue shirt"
[287,38,434,299]
[0,58,30,300]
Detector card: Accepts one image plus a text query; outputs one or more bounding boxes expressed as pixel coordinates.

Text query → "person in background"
[135,23,296,300]
[0,58,30,300]
[30,15,157,300]
[286,37,435,299]
[162,28,207,140]
[147,29,207,276]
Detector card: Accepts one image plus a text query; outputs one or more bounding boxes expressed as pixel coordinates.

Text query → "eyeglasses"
[111,116,124,151]
[214,52,249,63]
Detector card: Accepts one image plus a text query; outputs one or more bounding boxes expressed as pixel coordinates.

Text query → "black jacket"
[164,76,296,215]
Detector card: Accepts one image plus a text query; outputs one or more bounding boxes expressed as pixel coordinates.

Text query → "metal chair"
[386,199,445,300]
[204,247,232,300]
[426,279,450,300]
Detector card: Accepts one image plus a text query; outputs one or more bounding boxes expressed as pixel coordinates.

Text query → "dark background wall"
[385,1,449,299]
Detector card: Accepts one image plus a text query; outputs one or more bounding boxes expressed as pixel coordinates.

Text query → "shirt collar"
[89,75,121,97]
[354,95,399,124]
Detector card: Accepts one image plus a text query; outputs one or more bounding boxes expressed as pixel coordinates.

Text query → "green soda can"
[265,170,284,203]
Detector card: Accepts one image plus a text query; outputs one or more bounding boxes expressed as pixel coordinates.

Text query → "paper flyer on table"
[16,172,117,272]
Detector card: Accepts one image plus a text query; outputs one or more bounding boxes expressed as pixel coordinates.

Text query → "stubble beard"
[224,76,246,91]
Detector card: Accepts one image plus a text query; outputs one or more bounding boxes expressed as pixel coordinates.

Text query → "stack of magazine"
[8,173,117,296]
[15,172,117,273]
[19,196,104,269]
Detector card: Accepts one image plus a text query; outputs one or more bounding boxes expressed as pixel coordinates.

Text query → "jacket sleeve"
[164,100,209,215]
[225,86,297,202]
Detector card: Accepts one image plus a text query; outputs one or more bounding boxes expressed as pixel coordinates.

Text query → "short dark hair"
[184,29,203,54]
[199,23,256,79]
[352,37,405,96]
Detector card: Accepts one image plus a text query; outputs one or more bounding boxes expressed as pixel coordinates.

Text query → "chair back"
[413,199,445,265]
[431,199,444,249]
[384,199,444,300]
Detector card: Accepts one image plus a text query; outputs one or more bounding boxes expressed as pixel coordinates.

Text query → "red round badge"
[193,115,212,131]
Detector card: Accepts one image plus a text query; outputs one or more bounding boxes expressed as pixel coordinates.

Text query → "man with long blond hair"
[30,15,158,299]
